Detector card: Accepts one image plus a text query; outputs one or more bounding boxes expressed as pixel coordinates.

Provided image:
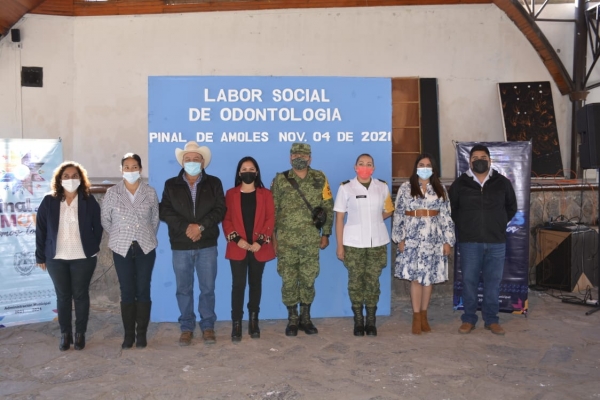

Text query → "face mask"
[416,167,433,180]
[62,179,80,193]
[123,171,140,184]
[356,166,374,180]
[184,162,202,176]
[240,172,257,184]
[291,157,309,170]
[472,159,489,174]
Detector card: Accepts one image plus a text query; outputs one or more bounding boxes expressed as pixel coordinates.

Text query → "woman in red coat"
[223,156,276,342]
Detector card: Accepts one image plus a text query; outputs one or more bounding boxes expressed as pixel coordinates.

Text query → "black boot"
[285,305,299,337]
[231,320,242,342]
[120,302,136,349]
[59,332,72,351]
[135,302,151,349]
[248,312,260,339]
[298,303,318,335]
[351,304,365,337]
[365,306,377,336]
[74,333,86,350]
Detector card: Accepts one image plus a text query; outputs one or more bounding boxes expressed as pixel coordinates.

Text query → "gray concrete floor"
[1,291,599,400]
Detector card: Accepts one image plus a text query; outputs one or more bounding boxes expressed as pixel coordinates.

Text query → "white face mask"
[123,171,140,184]
[62,179,80,193]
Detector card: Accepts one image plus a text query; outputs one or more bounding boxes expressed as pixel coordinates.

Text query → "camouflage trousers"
[277,245,320,306]
[343,245,387,307]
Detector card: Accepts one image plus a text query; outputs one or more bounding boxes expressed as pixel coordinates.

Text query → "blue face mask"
[417,167,433,180]
[184,162,202,176]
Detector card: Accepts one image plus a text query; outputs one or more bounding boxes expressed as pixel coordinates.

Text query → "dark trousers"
[113,242,156,303]
[46,257,97,334]
[230,252,265,320]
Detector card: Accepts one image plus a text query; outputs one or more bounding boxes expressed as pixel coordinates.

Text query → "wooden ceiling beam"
[30,0,492,17]
[0,0,47,37]
[493,0,573,95]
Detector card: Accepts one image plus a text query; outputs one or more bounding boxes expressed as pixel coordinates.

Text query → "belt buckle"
[426,209,430,217]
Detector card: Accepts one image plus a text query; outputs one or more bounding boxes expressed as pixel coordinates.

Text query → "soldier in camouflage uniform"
[271,143,334,336]
[334,154,394,336]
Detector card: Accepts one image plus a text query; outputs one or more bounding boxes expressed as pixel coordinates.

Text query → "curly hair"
[51,161,91,199]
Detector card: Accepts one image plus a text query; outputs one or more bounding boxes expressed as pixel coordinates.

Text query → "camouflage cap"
[290,143,311,155]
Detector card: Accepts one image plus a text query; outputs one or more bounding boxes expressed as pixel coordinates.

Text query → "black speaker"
[535,227,597,291]
[577,103,600,169]
[11,29,20,43]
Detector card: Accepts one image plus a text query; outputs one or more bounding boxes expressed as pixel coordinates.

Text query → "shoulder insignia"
[340,180,350,185]
[377,178,387,184]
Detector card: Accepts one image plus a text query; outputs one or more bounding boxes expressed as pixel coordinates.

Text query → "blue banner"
[0,139,63,327]
[453,141,531,314]
[149,76,392,321]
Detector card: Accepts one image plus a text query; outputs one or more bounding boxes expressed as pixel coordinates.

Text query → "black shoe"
[248,312,260,339]
[231,320,242,342]
[285,305,299,337]
[59,332,72,351]
[298,303,318,335]
[365,306,378,336]
[74,333,86,350]
[135,301,152,349]
[351,304,365,337]
[120,302,136,349]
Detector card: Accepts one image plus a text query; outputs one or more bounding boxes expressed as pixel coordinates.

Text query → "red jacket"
[223,186,276,262]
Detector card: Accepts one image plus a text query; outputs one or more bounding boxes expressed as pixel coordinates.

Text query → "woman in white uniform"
[334,154,394,336]
[392,153,455,335]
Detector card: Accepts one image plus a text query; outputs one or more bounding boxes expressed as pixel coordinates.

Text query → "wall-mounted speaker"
[11,29,20,43]
[577,103,600,169]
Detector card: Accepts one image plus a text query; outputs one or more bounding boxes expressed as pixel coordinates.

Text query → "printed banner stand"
[0,139,63,327]
[452,141,531,315]
[149,76,392,322]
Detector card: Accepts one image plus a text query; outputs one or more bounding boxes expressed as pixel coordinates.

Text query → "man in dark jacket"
[449,144,517,336]
[159,142,226,346]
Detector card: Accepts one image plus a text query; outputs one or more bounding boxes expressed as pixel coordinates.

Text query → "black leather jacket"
[449,170,517,244]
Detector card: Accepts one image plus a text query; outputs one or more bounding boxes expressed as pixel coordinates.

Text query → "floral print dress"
[392,181,456,285]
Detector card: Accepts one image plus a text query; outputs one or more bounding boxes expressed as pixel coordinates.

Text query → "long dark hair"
[234,156,264,188]
[409,153,446,200]
[51,161,92,200]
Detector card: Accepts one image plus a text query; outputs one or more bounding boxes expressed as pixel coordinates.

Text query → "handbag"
[283,171,327,230]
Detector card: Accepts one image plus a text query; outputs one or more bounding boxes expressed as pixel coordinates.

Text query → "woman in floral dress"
[392,153,455,334]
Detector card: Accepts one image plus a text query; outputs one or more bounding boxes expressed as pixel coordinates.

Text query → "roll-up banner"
[453,141,531,314]
[0,139,63,327]
[149,76,392,321]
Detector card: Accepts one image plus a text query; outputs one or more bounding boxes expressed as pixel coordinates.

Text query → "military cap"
[290,143,311,155]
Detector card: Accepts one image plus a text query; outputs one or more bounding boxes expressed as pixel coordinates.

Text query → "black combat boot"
[231,320,242,342]
[285,305,299,336]
[248,312,260,339]
[135,302,151,348]
[298,303,318,335]
[74,333,86,350]
[351,304,365,336]
[120,302,136,349]
[365,306,378,336]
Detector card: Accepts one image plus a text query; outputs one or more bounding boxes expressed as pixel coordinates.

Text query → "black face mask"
[472,159,489,174]
[240,172,257,184]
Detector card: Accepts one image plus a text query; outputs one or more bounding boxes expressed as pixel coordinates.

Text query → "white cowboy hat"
[175,142,212,168]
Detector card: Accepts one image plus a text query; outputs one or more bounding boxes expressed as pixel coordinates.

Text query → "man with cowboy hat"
[159,141,226,346]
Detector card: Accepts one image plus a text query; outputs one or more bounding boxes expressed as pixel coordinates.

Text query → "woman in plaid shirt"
[101,153,160,349]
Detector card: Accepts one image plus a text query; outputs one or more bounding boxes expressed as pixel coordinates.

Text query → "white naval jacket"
[101,180,160,257]
[333,177,394,248]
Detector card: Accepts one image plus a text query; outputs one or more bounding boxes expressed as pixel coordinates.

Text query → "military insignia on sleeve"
[323,178,333,200]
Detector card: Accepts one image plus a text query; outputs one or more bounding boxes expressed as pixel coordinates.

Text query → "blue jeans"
[46,257,97,334]
[113,242,156,303]
[172,246,218,332]
[459,242,506,326]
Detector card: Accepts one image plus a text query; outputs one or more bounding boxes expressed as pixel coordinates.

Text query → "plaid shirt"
[101,180,160,257]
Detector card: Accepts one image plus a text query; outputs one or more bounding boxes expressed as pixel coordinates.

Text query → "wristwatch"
[198,225,205,232]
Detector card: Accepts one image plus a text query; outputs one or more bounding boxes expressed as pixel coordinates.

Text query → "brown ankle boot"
[412,312,422,335]
[421,310,431,333]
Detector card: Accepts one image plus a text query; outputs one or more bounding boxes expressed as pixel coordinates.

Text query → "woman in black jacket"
[35,161,103,351]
